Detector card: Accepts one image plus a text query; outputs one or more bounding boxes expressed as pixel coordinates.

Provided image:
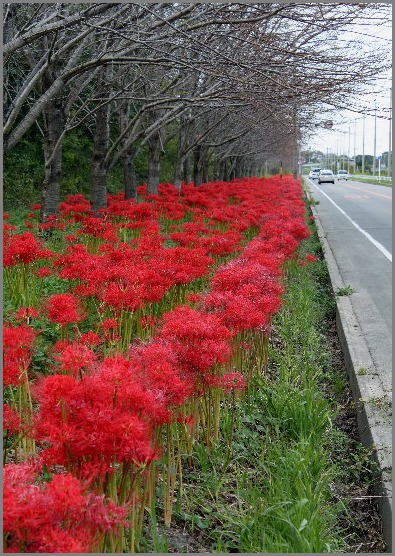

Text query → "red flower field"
[3,176,312,552]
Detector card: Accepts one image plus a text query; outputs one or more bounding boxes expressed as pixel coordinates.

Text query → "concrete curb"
[304,185,392,551]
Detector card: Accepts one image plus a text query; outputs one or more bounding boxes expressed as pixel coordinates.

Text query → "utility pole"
[347,122,351,173]
[388,88,392,177]
[373,99,377,176]
[362,115,365,175]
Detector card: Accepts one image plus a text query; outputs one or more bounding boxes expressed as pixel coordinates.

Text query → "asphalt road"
[305,177,392,549]
[306,177,392,389]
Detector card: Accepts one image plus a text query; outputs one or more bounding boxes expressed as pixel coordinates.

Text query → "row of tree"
[4,3,391,218]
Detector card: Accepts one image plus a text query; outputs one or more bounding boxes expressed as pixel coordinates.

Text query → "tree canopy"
[3,3,391,214]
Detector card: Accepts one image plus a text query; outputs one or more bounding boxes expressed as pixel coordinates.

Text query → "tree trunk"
[202,149,209,184]
[174,122,187,190]
[41,98,65,220]
[147,131,161,194]
[119,101,138,200]
[213,155,219,181]
[184,153,192,184]
[224,159,232,182]
[193,144,203,186]
[218,160,225,181]
[235,157,242,178]
[174,156,184,190]
[91,101,110,214]
[124,149,137,200]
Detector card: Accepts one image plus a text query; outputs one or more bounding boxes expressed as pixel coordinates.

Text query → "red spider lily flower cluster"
[158,305,232,388]
[3,404,22,435]
[3,324,36,386]
[3,232,55,267]
[3,175,311,552]
[45,293,84,326]
[32,362,160,479]
[4,461,127,553]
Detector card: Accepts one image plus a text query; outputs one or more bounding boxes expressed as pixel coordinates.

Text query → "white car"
[337,170,349,180]
[309,168,321,180]
[318,169,335,184]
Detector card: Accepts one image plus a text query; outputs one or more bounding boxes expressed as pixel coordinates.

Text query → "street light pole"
[353,120,356,174]
[373,99,377,176]
[347,122,351,173]
[362,115,365,175]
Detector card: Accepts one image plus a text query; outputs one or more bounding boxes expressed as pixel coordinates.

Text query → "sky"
[305,96,392,158]
[302,5,392,159]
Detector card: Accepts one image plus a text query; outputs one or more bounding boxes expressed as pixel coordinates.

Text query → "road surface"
[307,177,392,381]
[305,176,392,549]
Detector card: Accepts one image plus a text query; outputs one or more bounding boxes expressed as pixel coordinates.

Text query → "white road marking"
[310,181,392,262]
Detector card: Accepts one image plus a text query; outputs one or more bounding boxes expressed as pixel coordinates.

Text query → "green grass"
[335,285,356,297]
[139,214,366,553]
[349,177,392,187]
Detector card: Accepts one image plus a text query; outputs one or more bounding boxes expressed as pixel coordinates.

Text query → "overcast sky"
[302,5,392,158]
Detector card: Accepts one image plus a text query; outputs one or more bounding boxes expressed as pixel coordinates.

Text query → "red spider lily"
[100,319,120,343]
[52,341,97,378]
[170,227,242,257]
[101,318,118,331]
[305,254,317,262]
[32,359,162,477]
[55,244,107,284]
[3,462,128,553]
[3,232,55,267]
[14,307,40,323]
[65,234,79,243]
[158,306,232,386]
[36,267,52,278]
[2,175,314,549]
[203,290,275,333]
[3,224,17,238]
[55,239,212,313]
[59,194,92,222]
[45,293,84,326]
[129,339,192,406]
[209,258,281,295]
[220,372,247,394]
[3,324,36,386]
[202,255,283,333]
[3,404,22,435]
[186,293,201,304]
[77,217,118,243]
[259,232,300,259]
[79,332,102,347]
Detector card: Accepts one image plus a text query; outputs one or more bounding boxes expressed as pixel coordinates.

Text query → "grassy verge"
[349,177,392,187]
[138,206,384,553]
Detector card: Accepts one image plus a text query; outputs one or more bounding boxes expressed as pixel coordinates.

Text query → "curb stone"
[304,183,392,551]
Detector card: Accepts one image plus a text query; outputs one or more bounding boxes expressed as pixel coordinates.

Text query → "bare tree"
[4,3,391,213]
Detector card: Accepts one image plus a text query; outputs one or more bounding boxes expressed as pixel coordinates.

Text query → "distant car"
[309,168,321,179]
[337,170,349,180]
[318,169,335,184]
